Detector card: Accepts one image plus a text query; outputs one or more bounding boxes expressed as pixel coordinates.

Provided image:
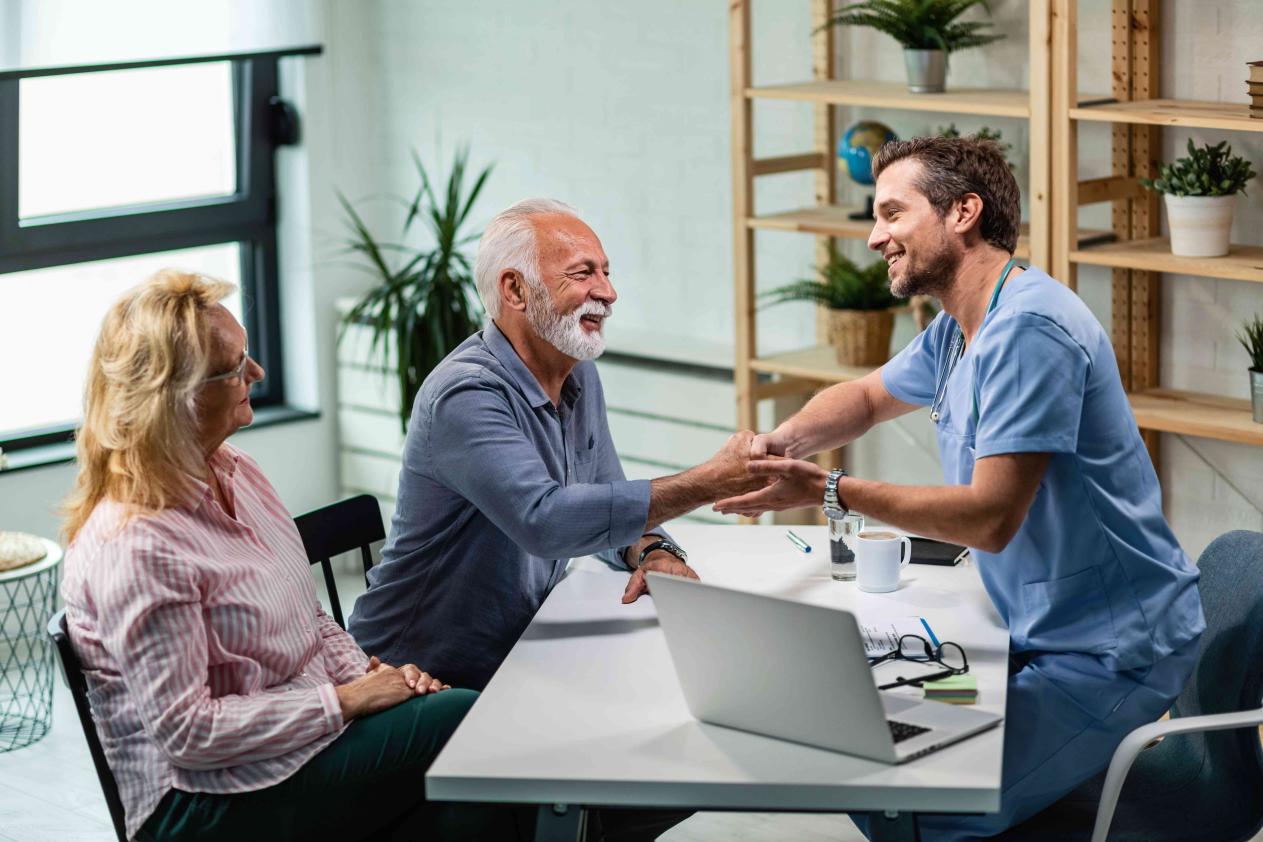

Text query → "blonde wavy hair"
[62,269,237,543]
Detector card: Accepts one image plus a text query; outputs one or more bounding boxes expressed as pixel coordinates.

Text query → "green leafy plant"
[337,146,492,430]
[762,247,901,312]
[824,0,1004,53]
[937,122,1013,165]
[1142,139,1257,197]
[1238,315,1263,372]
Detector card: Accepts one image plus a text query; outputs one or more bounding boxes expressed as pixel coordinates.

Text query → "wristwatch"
[638,539,688,569]
[822,468,849,519]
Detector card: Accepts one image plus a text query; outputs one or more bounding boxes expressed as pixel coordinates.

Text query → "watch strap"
[823,468,849,518]
[638,539,687,569]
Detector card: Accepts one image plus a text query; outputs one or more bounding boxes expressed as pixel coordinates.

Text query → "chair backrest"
[46,610,128,842]
[1165,530,1263,833]
[293,493,384,628]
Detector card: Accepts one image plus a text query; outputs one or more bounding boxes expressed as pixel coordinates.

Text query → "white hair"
[474,198,580,320]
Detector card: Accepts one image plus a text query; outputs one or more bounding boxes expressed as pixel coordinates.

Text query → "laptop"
[646,572,1003,764]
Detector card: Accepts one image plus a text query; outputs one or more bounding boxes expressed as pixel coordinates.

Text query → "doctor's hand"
[712,455,829,517]
[622,552,701,604]
[749,429,793,459]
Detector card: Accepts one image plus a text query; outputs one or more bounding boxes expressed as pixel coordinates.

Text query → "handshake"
[682,429,833,520]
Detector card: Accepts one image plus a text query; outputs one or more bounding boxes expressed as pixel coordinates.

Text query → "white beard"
[526,283,611,361]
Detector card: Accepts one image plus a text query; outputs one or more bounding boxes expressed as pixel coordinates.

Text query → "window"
[0,47,319,453]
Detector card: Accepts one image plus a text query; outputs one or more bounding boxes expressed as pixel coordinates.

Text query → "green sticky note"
[923,674,977,694]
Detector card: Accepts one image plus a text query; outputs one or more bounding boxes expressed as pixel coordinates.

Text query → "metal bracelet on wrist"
[823,468,849,520]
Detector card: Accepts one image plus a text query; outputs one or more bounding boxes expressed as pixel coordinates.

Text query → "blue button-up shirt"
[348,322,657,689]
[881,267,1204,671]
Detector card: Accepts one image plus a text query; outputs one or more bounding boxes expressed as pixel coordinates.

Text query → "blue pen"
[786,530,812,553]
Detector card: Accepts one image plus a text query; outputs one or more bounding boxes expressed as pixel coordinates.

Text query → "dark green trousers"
[139,689,523,841]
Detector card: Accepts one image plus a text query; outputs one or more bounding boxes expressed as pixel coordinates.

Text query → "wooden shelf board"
[747,206,1111,262]
[749,346,878,384]
[1129,389,1263,446]
[1070,99,1263,133]
[747,80,1030,119]
[1071,238,1263,283]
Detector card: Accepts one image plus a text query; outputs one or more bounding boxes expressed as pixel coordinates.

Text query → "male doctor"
[715,136,1204,840]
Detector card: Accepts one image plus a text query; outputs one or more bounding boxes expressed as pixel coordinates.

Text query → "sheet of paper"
[859,615,938,657]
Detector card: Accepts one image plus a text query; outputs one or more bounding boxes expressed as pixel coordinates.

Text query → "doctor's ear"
[952,193,985,237]
[499,270,529,313]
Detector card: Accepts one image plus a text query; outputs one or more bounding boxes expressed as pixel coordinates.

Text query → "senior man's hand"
[713,454,829,518]
[702,430,771,500]
[622,551,701,604]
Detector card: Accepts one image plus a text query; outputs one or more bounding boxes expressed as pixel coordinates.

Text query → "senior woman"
[60,270,519,841]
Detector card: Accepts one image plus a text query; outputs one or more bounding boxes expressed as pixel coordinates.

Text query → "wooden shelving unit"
[1052,0,1263,461]
[729,0,1052,435]
[730,0,1263,471]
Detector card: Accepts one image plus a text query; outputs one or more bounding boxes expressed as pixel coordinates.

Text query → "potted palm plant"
[337,146,492,430]
[824,0,1004,93]
[1142,139,1256,258]
[1238,315,1263,424]
[763,247,901,366]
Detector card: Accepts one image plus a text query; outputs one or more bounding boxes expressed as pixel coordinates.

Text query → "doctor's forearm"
[777,381,875,457]
[839,477,1016,553]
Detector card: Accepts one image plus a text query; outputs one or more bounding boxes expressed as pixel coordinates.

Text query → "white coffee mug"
[855,530,912,593]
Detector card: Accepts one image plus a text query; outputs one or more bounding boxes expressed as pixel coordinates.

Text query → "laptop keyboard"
[887,719,932,744]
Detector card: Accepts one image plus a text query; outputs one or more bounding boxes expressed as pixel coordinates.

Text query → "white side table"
[0,538,63,751]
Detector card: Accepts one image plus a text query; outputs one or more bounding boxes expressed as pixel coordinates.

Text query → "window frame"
[0,46,320,452]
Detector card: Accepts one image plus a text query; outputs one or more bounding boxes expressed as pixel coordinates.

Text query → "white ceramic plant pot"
[1163,194,1236,258]
[903,49,947,93]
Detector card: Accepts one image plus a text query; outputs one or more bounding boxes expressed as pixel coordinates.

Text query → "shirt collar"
[484,320,583,411]
[186,445,240,510]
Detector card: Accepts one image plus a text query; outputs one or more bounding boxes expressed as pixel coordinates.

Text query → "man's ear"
[499,269,528,313]
[952,192,985,238]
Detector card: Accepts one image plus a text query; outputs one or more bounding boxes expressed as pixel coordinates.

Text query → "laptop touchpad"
[881,694,919,715]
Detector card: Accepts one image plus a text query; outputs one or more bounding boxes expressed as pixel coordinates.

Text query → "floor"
[3,564,1255,841]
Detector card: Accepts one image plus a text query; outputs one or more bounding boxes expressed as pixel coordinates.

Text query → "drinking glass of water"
[828,512,865,581]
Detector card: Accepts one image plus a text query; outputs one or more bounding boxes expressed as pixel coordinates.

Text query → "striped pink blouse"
[61,443,368,839]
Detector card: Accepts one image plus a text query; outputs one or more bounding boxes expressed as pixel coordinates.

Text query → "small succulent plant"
[1142,139,1256,197]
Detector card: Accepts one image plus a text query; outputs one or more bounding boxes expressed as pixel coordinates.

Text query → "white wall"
[0,0,386,538]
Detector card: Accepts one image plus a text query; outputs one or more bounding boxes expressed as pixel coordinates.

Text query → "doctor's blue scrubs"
[874,266,1205,840]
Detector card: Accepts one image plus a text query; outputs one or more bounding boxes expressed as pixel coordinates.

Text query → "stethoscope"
[928,256,1020,425]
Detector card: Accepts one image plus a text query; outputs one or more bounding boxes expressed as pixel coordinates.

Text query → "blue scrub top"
[881,267,1204,671]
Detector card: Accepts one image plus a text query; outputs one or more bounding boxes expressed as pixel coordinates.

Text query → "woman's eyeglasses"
[868,634,969,691]
[202,348,251,385]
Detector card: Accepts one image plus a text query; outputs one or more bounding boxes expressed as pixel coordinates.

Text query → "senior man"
[350,198,758,694]
[715,137,1204,840]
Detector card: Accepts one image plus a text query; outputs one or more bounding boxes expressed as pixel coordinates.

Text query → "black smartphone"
[909,536,968,566]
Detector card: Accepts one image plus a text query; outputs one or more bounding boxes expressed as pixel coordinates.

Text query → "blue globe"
[839,121,897,187]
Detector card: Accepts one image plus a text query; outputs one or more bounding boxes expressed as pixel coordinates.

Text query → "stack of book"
[1251,61,1263,119]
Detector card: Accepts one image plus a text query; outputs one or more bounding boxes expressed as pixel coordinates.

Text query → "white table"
[427,524,1010,841]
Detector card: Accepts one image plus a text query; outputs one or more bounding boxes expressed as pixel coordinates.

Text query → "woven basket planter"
[827,308,895,367]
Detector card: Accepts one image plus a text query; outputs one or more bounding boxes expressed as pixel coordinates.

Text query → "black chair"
[994,529,1263,841]
[293,493,384,629]
[47,610,128,842]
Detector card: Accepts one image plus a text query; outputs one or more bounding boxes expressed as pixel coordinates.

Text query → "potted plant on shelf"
[1141,139,1257,258]
[937,123,1013,167]
[763,247,902,367]
[823,0,1005,93]
[1238,315,1263,424]
[337,145,492,430]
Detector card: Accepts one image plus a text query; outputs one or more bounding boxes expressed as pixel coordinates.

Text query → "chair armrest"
[1091,706,1263,842]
